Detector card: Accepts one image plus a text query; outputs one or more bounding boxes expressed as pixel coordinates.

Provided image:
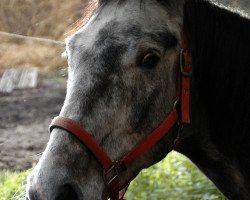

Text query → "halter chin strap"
[49,30,192,200]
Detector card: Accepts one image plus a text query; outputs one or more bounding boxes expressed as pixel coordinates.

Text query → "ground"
[0,76,66,170]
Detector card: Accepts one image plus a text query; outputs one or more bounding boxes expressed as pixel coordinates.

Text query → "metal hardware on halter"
[103,162,119,185]
[173,100,181,126]
[173,100,179,112]
[180,49,192,77]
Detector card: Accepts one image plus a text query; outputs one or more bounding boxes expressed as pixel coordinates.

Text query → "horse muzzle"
[26,163,82,200]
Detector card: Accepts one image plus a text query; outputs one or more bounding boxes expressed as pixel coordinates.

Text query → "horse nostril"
[55,184,79,200]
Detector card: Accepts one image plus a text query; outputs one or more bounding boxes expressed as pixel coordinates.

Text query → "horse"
[26,0,250,199]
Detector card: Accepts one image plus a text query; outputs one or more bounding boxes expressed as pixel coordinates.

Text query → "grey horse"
[26,0,250,199]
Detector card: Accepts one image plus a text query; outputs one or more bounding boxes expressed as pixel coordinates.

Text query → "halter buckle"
[104,162,119,185]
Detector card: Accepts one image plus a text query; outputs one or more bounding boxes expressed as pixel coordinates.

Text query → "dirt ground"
[0,76,66,170]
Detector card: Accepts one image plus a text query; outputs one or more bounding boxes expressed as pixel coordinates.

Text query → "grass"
[0,152,226,200]
[125,152,226,200]
[0,170,30,200]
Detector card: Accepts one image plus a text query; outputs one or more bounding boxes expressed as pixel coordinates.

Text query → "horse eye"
[140,53,160,69]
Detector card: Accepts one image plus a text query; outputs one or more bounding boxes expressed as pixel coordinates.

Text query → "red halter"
[49,30,192,200]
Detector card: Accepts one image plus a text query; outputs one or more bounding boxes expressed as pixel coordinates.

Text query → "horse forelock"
[65,0,98,37]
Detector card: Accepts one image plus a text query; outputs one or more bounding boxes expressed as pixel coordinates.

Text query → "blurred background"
[0,0,87,72]
[0,0,249,199]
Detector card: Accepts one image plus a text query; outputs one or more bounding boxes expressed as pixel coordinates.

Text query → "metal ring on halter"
[173,100,179,112]
[173,100,181,126]
[180,49,192,77]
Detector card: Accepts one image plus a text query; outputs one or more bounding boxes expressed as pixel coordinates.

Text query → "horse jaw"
[26,0,185,199]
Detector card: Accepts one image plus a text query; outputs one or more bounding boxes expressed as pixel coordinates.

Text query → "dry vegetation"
[0,0,89,72]
[0,42,66,72]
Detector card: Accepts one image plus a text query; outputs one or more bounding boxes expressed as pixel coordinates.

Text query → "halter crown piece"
[49,29,192,200]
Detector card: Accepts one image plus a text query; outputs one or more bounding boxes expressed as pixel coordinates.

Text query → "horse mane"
[66,0,126,36]
[66,0,98,36]
[184,0,250,155]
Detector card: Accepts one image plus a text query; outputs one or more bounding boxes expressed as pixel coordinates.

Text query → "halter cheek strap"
[49,30,192,200]
[180,30,192,124]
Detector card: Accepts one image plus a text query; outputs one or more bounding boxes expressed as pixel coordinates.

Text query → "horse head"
[26,0,186,199]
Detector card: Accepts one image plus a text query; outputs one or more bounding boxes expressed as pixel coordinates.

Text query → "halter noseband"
[49,30,192,200]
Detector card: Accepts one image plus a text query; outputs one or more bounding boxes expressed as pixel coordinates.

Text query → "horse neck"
[184,1,250,153]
